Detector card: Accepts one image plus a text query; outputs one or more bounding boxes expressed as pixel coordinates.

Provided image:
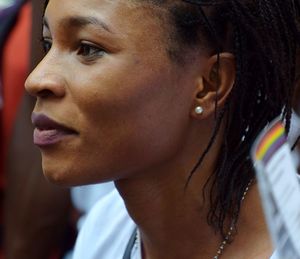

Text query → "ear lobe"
[192,52,236,119]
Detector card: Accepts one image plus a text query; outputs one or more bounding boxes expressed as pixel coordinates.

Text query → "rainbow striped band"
[255,122,286,164]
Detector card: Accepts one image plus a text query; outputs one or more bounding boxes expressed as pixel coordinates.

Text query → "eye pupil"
[82,45,91,55]
[77,43,105,60]
[79,44,98,56]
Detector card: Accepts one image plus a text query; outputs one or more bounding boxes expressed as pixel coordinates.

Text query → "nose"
[25,55,66,99]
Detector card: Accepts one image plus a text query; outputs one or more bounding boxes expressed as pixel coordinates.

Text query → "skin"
[25,0,273,258]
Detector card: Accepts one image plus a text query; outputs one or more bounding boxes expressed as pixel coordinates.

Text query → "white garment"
[73,188,135,259]
[64,183,115,259]
[73,187,279,259]
[288,111,300,147]
[290,111,300,169]
[71,182,115,230]
[270,251,279,259]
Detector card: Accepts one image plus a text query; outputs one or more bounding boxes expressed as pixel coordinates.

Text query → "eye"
[77,42,106,59]
[40,38,52,53]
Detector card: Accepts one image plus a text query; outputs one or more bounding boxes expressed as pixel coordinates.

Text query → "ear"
[191,52,235,119]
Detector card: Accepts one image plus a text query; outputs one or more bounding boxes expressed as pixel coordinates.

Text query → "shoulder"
[73,187,136,259]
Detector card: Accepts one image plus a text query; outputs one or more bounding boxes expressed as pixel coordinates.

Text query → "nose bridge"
[25,50,66,98]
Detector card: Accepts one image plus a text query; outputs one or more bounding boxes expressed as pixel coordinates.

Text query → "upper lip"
[31,113,78,133]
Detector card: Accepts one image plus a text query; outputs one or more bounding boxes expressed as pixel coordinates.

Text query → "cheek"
[70,66,192,178]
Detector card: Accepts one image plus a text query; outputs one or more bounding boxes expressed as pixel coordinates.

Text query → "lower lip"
[33,128,75,147]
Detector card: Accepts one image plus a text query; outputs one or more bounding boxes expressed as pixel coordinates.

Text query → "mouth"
[32,113,78,147]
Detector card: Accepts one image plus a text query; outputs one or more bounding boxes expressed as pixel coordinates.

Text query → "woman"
[25,0,300,258]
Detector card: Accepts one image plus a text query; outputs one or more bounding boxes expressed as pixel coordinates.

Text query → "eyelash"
[40,38,106,60]
[77,41,106,59]
[41,38,52,53]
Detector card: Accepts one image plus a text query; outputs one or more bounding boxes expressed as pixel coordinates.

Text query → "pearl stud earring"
[195,106,204,115]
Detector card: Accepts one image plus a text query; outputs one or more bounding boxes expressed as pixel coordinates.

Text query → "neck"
[114,119,226,258]
[115,173,272,259]
[115,147,222,258]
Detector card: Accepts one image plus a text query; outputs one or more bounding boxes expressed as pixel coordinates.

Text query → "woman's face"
[25,0,206,185]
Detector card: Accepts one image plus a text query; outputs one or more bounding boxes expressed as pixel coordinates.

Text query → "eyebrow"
[43,15,114,34]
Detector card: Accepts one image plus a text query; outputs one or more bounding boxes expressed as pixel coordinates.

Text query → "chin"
[41,157,80,186]
[40,150,84,186]
[41,158,114,187]
[43,167,73,186]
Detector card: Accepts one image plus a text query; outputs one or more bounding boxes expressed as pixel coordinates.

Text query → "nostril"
[38,89,55,98]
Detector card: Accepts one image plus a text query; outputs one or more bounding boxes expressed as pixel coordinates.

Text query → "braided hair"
[159,0,300,238]
[43,0,300,238]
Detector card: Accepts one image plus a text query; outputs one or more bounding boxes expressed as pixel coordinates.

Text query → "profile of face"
[25,0,223,186]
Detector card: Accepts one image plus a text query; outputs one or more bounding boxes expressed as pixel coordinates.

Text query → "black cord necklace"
[123,228,138,259]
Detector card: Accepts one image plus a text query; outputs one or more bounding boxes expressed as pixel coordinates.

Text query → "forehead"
[44,0,172,54]
[46,0,140,13]
[44,0,176,66]
[45,0,163,31]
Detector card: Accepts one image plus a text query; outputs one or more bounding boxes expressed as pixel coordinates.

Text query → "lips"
[32,113,78,147]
